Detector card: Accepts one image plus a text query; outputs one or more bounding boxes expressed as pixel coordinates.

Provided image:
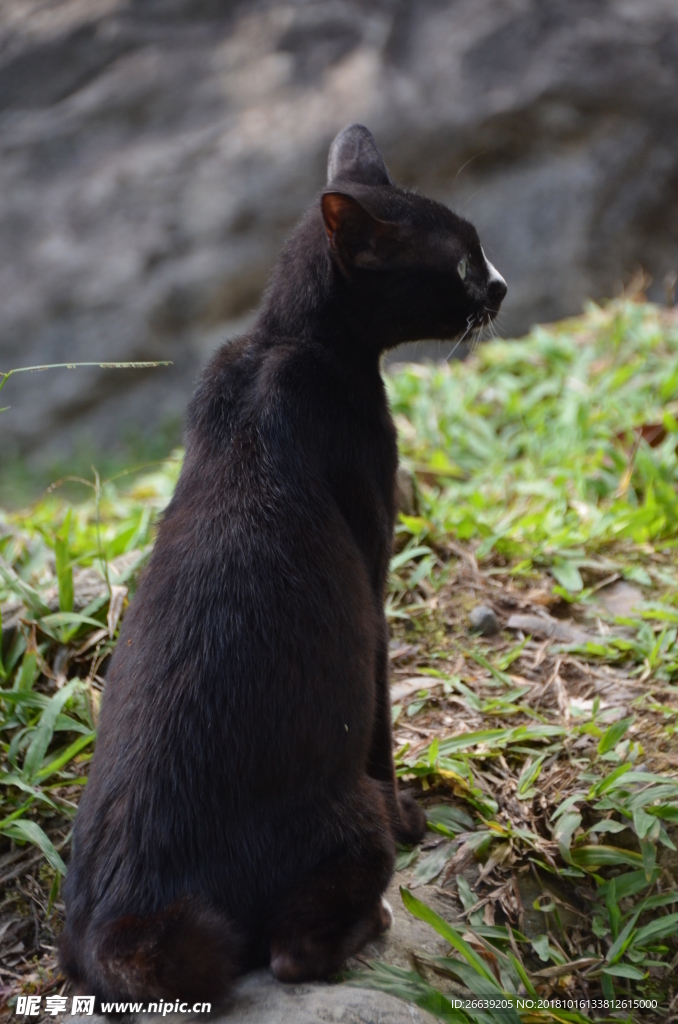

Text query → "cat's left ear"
[321,192,398,267]
[327,124,394,187]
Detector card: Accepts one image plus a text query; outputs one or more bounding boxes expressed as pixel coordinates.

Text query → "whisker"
[444,316,475,363]
[482,306,505,341]
[491,313,506,340]
[469,325,483,356]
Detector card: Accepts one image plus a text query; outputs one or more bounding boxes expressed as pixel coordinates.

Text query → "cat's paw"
[395,792,427,845]
[271,949,308,983]
[379,897,394,931]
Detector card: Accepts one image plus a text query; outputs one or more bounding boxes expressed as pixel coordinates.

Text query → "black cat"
[60,124,506,1004]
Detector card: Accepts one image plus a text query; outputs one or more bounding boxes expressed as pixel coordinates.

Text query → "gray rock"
[594,581,643,619]
[219,971,436,1024]
[506,612,592,645]
[2,0,678,465]
[80,976,435,1024]
[469,604,499,636]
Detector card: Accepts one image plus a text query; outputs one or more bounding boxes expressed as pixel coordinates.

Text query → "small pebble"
[468,604,499,636]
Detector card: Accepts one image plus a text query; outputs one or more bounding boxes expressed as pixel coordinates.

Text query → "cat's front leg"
[367,621,427,846]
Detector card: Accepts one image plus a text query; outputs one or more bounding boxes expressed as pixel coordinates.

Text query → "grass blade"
[0,819,66,875]
[400,887,500,988]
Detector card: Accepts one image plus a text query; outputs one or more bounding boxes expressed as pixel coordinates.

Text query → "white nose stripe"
[481,247,506,287]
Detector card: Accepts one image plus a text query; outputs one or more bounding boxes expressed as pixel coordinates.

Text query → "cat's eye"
[457,257,468,280]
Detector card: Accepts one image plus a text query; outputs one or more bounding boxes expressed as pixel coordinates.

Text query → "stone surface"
[82,976,435,1024]
[213,970,436,1024]
[2,0,678,464]
[468,604,499,636]
[594,581,644,619]
[507,612,593,646]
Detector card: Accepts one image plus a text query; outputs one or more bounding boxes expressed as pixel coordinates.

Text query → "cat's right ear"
[321,192,397,267]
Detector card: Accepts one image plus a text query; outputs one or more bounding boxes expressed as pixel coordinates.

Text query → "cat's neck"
[255,208,385,358]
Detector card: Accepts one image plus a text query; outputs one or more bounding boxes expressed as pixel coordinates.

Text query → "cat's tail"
[61,900,240,1006]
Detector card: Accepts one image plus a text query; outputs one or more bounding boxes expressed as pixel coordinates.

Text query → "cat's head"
[321,124,506,348]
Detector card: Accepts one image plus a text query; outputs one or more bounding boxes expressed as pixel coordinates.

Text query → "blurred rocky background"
[1,0,677,501]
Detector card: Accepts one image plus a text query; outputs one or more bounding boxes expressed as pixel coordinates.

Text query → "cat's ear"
[327,124,393,187]
[321,192,397,267]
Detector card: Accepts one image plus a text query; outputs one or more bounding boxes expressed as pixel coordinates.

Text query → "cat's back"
[91,332,379,782]
[176,328,390,523]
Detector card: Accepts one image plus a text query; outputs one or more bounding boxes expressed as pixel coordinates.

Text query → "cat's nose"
[488,275,507,307]
[481,248,507,307]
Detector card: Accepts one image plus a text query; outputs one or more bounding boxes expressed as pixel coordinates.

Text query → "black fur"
[61,124,506,1003]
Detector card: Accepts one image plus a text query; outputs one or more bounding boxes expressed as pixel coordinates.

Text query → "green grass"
[390,299,678,573]
[1,300,678,1015]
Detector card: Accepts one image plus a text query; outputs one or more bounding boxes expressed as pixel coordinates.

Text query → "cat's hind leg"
[268,777,395,982]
